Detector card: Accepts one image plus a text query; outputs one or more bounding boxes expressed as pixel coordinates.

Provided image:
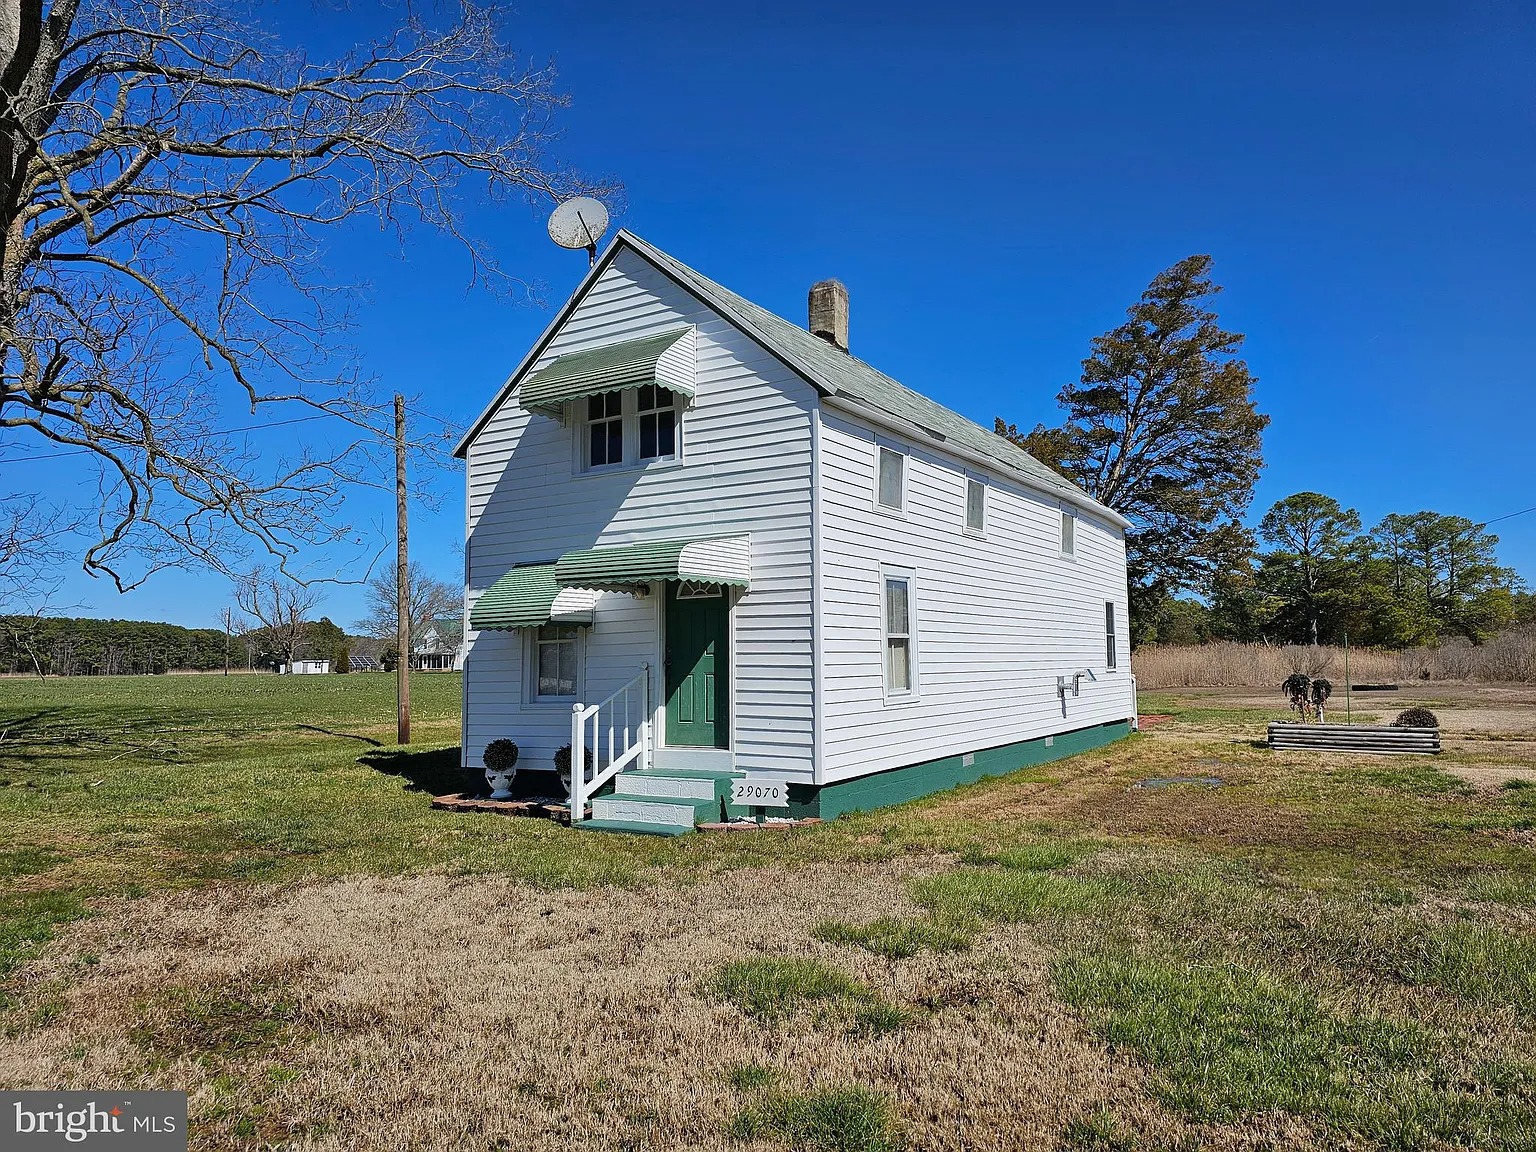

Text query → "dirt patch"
[1446,766,1536,793]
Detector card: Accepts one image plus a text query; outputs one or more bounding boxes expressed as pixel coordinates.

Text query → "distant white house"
[284,659,331,675]
[413,620,464,672]
[453,232,1135,833]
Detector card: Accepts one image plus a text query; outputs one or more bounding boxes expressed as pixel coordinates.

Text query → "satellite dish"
[548,197,609,265]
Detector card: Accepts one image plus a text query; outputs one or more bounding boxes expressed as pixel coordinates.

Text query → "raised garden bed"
[1267,722,1440,755]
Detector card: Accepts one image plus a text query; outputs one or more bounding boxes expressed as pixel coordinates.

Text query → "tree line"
[0,614,353,676]
[1146,495,1533,648]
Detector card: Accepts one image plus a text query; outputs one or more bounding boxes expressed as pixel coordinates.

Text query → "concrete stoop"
[580,764,743,836]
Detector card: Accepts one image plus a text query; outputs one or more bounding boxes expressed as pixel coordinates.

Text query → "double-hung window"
[585,393,624,469]
[877,447,905,511]
[637,384,678,461]
[580,387,681,470]
[534,623,580,700]
[1105,602,1117,669]
[883,572,915,697]
[965,478,986,534]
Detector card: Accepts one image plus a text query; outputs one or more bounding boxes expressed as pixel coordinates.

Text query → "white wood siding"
[463,249,817,776]
[818,412,1133,782]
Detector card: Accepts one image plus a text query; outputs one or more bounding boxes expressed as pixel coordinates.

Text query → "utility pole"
[395,394,411,745]
[220,607,232,676]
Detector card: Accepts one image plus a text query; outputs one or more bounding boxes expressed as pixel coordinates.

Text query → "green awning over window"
[468,563,598,631]
[555,534,751,592]
[519,327,696,416]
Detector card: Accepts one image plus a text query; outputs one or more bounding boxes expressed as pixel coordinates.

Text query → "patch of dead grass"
[0,867,1236,1151]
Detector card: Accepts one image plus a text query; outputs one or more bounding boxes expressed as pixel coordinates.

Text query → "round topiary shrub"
[1393,707,1439,729]
[483,739,520,772]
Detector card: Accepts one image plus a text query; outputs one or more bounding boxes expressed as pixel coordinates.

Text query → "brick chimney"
[808,279,848,352]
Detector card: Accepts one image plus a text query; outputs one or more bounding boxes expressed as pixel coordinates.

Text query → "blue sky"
[19,0,1536,630]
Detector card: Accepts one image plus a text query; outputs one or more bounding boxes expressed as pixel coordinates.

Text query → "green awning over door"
[554,535,752,592]
[518,327,696,416]
[468,563,598,631]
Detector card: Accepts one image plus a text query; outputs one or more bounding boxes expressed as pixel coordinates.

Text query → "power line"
[0,408,465,468]
[1484,505,1536,527]
[0,412,338,465]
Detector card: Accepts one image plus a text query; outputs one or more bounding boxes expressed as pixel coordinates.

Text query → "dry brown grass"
[0,866,1247,1152]
[9,681,1536,1150]
[1133,634,1536,689]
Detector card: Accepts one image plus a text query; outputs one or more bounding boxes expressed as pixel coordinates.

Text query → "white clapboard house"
[454,232,1136,834]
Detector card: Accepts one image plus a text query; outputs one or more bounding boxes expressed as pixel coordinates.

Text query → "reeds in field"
[1131,632,1536,688]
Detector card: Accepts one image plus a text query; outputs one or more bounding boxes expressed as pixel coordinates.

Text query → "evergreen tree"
[1257,493,1362,645]
[997,255,1268,634]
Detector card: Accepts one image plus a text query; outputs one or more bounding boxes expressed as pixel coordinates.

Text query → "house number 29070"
[730,778,789,807]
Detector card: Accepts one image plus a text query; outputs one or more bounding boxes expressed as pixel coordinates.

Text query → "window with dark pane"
[586,392,623,468]
[638,384,677,460]
[965,478,985,532]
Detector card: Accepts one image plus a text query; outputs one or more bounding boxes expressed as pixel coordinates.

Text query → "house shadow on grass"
[359,746,476,796]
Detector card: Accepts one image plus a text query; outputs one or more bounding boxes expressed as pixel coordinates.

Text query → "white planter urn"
[485,767,517,801]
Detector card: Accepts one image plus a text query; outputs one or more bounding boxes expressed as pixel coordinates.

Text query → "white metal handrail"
[570,663,650,823]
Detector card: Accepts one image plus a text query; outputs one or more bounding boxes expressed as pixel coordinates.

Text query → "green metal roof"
[555,536,750,590]
[519,327,693,414]
[468,563,563,630]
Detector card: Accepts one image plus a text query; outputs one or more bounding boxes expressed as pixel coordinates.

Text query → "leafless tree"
[233,567,322,671]
[354,559,457,643]
[0,1,613,591]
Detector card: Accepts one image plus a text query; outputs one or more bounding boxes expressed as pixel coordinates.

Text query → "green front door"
[665,582,729,748]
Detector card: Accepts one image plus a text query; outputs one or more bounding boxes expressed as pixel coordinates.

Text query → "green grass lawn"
[6,674,1536,1150]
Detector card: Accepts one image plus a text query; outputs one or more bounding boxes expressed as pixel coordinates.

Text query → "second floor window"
[965,478,985,533]
[637,384,677,460]
[586,392,623,468]
[580,387,682,471]
[877,447,905,511]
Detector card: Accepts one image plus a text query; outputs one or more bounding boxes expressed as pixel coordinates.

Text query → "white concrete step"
[589,795,707,827]
[612,774,718,801]
[651,747,736,773]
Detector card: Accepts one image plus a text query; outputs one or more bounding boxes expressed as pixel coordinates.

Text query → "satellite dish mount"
[547,196,611,267]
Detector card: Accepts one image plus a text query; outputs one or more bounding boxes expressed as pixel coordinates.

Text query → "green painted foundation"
[786,719,1132,820]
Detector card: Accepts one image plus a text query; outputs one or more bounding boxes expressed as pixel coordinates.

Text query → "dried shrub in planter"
[1393,707,1440,729]
[1281,673,1313,720]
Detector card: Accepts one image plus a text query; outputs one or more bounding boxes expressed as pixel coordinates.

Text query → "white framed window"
[532,623,580,700]
[882,570,916,699]
[1060,509,1076,558]
[585,392,624,469]
[965,478,986,534]
[876,447,905,512]
[1105,602,1117,669]
[577,388,684,473]
[637,383,679,461]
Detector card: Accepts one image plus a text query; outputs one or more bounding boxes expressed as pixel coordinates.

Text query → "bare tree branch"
[0,0,617,591]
